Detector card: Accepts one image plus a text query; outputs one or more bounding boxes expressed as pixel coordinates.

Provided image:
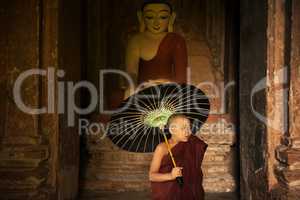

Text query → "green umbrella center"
[143,108,174,128]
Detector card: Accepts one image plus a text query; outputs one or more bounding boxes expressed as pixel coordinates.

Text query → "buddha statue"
[123,0,188,98]
[100,0,188,123]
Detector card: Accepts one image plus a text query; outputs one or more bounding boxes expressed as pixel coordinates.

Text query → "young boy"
[149,114,208,200]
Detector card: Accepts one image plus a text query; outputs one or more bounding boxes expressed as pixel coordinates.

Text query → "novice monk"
[149,114,208,200]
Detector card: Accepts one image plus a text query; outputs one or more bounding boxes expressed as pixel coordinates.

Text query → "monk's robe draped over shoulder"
[138,32,188,84]
[150,135,208,200]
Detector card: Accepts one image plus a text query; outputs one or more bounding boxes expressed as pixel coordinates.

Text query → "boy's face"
[169,117,192,142]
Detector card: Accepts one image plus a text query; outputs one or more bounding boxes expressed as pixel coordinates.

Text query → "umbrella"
[106,82,210,187]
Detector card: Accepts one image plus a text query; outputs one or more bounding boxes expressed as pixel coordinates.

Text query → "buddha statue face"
[142,3,172,34]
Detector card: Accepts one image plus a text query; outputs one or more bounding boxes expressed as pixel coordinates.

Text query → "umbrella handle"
[161,130,184,188]
[176,176,184,188]
[162,132,177,167]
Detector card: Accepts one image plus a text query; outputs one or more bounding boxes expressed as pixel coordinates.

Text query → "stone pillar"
[0,0,82,199]
[274,0,300,199]
[240,0,269,198]
[0,1,50,198]
[266,0,287,189]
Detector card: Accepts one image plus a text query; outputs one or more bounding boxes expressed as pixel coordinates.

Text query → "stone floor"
[79,191,239,200]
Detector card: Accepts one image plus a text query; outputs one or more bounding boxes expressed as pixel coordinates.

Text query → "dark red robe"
[150,135,207,200]
[138,32,188,84]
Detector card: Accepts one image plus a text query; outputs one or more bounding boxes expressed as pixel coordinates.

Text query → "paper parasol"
[106,82,210,152]
[106,82,210,187]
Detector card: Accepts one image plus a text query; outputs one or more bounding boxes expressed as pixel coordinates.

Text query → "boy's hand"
[170,167,183,180]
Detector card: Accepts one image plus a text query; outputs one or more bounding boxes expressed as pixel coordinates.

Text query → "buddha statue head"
[138,0,176,33]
